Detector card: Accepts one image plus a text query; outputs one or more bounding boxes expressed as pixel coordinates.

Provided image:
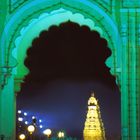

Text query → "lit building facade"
[83,94,106,140]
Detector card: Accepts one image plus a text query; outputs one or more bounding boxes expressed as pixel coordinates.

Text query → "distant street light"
[18,117,23,122]
[58,131,65,139]
[32,116,35,119]
[25,121,28,125]
[24,112,27,116]
[18,110,22,114]
[19,134,26,140]
[43,129,52,139]
[27,125,35,140]
[39,125,43,128]
[61,132,64,138]
[39,119,42,123]
[27,125,35,134]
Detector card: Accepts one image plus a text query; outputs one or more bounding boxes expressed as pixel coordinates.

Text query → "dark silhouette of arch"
[25,21,116,89]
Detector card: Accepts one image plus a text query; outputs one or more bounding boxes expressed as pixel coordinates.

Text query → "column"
[0,73,16,140]
[120,9,129,140]
[136,10,140,139]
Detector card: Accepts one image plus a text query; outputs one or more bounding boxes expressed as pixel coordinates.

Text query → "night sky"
[17,22,121,139]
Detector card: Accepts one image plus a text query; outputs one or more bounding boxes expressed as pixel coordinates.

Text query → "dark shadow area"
[17,22,121,139]
[25,22,114,87]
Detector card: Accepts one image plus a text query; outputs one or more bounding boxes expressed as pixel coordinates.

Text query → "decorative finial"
[91,92,95,97]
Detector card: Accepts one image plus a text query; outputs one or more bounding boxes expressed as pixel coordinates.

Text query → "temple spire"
[83,93,106,140]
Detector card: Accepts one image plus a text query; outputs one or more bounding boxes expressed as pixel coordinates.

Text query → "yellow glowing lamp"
[19,134,26,140]
[58,131,65,138]
[43,129,52,137]
[61,132,64,137]
[27,125,35,134]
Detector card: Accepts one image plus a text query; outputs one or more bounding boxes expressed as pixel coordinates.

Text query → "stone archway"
[0,1,140,140]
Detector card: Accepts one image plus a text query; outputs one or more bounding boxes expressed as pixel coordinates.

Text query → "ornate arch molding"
[9,0,112,14]
[0,0,121,91]
[14,8,105,74]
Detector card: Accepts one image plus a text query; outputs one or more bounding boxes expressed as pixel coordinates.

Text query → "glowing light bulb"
[32,116,35,119]
[18,110,22,114]
[39,125,43,128]
[39,119,42,123]
[43,129,52,137]
[24,112,27,116]
[18,117,23,121]
[19,134,26,140]
[27,125,35,134]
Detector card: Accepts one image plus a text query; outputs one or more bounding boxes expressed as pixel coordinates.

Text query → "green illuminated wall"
[0,0,140,139]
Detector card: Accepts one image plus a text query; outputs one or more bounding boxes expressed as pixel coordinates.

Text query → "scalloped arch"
[1,0,121,81]
[13,8,105,79]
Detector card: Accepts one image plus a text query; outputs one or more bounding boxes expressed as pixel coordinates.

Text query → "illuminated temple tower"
[83,93,106,140]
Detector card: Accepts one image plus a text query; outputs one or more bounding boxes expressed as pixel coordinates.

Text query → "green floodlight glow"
[13,8,111,79]
[14,8,103,48]
[1,0,121,75]
[0,1,140,140]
